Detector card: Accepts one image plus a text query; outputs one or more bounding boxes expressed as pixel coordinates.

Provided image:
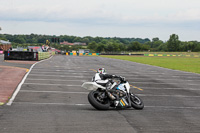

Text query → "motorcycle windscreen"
[117,84,126,91]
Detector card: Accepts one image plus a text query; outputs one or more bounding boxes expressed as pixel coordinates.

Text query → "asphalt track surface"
[0,55,37,104]
[0,55,200,133]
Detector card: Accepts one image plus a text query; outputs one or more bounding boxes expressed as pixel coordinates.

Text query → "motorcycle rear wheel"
[130,93,144,110]
[88,90,110,110]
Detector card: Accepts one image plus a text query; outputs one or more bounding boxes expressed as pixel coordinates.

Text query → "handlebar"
[119,76,126,83]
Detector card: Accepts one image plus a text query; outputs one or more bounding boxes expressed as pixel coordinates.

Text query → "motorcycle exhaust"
[107,92,116,100]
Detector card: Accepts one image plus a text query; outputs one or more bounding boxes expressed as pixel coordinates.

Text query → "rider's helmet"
[97,68,106,74]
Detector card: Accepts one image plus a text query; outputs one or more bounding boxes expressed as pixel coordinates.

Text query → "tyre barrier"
[66,53,100,56]
[144,54,200,57]
[100,53,144,56]
[66,53,144,56]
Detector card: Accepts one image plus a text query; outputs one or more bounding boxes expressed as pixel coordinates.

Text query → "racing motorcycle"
[81,77,144,110]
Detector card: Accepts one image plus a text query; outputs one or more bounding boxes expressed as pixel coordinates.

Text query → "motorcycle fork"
[127,93,132,107]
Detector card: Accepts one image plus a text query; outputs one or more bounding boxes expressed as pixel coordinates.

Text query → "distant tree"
[127,42,141,51]
[13,37,26,44]
[167,34,180,51]
[38,36,47,43]
[141,44,150,51]
[105,43,114,52]
[94,37,103,43]
[82,37,90,44]
[194,43,200,51]
[151,37,163,49]
[157,43,168,51]
[2,33,200,52]
[73,37,82,42]
[88,41,97,51]
[118,43,126,51]
[96,43,105,52]
[100,39,108,44]
[152,37,159,42]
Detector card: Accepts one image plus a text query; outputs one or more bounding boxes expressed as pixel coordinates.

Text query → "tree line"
[0,33,200,52]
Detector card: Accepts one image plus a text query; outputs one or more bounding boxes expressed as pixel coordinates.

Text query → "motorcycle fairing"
[82,82,106,90]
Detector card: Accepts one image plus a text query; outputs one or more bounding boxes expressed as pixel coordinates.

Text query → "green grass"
[101,55,200,74]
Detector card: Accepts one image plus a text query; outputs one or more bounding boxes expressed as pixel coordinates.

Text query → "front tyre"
[88,90,110,110]
[130,93,144,110]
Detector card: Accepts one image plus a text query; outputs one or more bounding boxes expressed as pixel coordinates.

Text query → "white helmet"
[97,68,106,74]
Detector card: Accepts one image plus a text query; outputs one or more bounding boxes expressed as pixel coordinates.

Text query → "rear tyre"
[88,90,110,110]
[130,93,144,110]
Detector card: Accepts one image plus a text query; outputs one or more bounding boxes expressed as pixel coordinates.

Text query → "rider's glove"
[112,75,119,78]
[119,76,125,81]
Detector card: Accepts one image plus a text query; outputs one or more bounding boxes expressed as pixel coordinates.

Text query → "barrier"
[101,53,144,56]
[144,54,200,57]
[4,51,54,61]
[66,52,145,56]
[38,52,51,60]
[66,53,99,56]
[4,51,38,61]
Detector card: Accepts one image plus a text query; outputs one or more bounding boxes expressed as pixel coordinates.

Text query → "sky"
[0,0,200,41]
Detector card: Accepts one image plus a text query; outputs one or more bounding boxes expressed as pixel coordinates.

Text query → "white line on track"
[31,69,93,73]
[30,72,92,75]
[26,78,87,82]
[139,87,200,91]
[133,82,200,85]
[137,94,200,98]
[20,90,88,94]
[12,102,200,109]
[120,77,200,82]
[28,74,85,78]
[30,71,94,74]
[145,106,200,109]
[23,83,81,86]
[7,56,53,106]
[124,75,200,79]
[13,102,90,106]
[27,74,200,81]
[26,78,199,85]
[132,82,178,84]
[19,89,200,98]
[25,77,200,83]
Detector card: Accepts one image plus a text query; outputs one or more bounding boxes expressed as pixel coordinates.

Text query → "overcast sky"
[0,0,200,41]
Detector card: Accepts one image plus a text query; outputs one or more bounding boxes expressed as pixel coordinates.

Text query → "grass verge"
[101,55,200,74]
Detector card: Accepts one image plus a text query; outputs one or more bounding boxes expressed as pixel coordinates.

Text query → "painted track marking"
[12,102,200,110]
[20,90,88,94]
[7,56,53,106]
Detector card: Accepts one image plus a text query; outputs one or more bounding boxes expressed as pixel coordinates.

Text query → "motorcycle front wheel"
[130,93,144,110]
[88,90,110,110]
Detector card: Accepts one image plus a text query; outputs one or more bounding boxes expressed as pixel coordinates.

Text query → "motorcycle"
[81,77,144,110]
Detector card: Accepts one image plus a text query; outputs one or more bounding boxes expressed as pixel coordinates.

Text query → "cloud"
[172,9,200,21]
[1,0,200,41]
[1,0,200,23]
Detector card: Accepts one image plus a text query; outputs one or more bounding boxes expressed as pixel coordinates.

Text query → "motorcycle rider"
[92,68,124,100]
[92,68,122,90]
